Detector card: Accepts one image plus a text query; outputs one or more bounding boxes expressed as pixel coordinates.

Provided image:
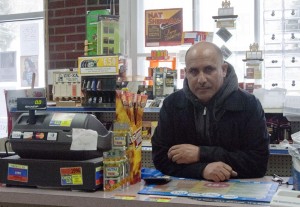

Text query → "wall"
[47,0,119,70]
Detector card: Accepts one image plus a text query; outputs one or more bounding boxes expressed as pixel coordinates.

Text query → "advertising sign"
[145,8,183,47]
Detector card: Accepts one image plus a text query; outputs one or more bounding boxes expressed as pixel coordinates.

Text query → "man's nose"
[197,72,207,83]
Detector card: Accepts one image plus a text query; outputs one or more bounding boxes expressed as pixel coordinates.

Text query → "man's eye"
[189,68,198,75]
[204,67,214,73]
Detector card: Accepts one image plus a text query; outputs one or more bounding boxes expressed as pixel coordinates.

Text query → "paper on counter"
[270,189,300,207]
[70,128,98,150]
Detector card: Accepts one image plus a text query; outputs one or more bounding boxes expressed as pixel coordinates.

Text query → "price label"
[97,56,118,67]
[35,99,42,105]
[60,167,83,185]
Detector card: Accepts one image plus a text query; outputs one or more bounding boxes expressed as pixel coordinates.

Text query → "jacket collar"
[176,88,245,112]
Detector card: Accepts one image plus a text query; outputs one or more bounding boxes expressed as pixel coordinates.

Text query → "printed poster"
[145,8,183,47]
[20,56,39,87]
[139,179,279,204]
[20,23,39,56]
[20,23,40,87]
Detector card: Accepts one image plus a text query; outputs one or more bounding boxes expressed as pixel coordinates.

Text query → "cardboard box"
[114,90,148,185]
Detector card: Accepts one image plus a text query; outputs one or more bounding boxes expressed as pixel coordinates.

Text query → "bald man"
[152,42,269,182]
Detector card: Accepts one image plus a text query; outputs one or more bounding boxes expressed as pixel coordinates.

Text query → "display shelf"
[142,142,290,155]
[8,106,289,114]
[145,107,290,116]
[144,107,160,113]
[270,149,289,155]
[264,108,284,113]
[212,15,238,20]
[269,148,289,155]
[9,105,294,117]
[242,59,264,62]
[147,57,176,79]
[243,56,264,93]
[146,56,170,60]
[10,106,115,113]
[10,106,160,113]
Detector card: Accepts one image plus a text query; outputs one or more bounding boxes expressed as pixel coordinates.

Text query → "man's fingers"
[168,145,178,152]
[217,172,227,182]
[231,170,238,177]
[223,164,233,172]
[212,174,221,182]
[172,154,177,162]
[168,153,175,160]
[222,164,238,178]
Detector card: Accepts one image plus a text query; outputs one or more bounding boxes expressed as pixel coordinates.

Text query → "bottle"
[121,146,130,188]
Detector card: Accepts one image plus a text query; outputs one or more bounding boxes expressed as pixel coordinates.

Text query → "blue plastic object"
[141,167,164,179]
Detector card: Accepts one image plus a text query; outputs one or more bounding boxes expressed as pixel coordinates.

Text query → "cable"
[4,139,9,156]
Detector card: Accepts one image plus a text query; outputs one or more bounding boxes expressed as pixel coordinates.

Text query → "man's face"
[185,47,228,103]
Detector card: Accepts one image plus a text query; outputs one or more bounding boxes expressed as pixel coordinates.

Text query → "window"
[135,0,193,87]
[0,0,45,137]
[197,0,256,83]
[120,0,259,88]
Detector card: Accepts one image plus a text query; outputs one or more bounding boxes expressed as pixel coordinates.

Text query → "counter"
[0,176,292,207]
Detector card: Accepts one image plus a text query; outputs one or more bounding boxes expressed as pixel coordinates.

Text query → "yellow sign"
[78,56,119,75]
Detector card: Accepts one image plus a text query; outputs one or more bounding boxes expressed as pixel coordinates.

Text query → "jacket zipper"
[203,107,207,140]
[203,107,211,144]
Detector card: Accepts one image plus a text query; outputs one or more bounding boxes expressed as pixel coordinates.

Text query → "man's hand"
[168,144,199,164]
[202,161,238,182]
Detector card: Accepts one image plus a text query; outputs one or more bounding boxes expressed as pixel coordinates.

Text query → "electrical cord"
[4,139,10,156]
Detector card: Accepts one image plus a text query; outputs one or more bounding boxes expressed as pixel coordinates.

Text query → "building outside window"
[0,0,45,137]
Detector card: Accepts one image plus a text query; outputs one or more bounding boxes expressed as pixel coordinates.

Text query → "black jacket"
[152,88,270,179]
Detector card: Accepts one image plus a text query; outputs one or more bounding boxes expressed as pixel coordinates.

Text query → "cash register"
[0,97,112,191]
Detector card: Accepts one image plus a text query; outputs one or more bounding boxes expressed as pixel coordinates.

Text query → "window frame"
[0,1,46,137]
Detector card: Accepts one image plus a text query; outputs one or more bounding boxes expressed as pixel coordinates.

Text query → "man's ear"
[222,63,228,77]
